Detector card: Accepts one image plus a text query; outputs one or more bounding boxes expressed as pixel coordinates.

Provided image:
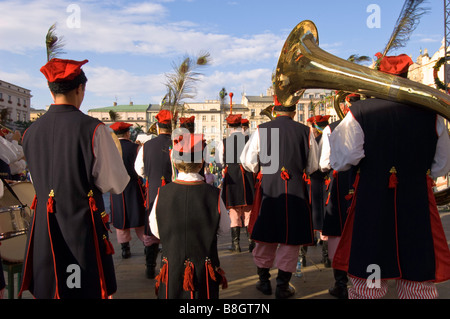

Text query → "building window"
[211,115,215,121]
[211,126,216,134]
[251,109,255,117]
[202,126,207,133]
[202,115,207,121]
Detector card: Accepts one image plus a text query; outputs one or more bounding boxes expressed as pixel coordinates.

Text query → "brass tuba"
[260,105,275,120]
[273,20,450,121]
[274,20,450,205]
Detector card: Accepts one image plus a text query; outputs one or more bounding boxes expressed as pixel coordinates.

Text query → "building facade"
[0,79,32,125]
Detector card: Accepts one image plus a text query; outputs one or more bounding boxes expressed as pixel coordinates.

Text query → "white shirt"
[329,113,450,179]
[149,172,230,238]
[319,125,332,172]
[240,126,320,175]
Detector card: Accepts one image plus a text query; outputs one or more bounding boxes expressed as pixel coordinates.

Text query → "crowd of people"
[0,52,450,300]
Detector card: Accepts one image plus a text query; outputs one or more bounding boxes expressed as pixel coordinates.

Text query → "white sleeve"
[306,128,320,175]
[92,124,130,194]
[319,125,332,172]
[134,144,145,178]
[0,137,21,164]
[431,115,450,178]
[149,194,160,239]
[216,140,225,165]
[240,130,260,173]
[329,112,365,172]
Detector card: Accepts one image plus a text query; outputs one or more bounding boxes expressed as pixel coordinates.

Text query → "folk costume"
[240,99,319,298]
[20,59,130,299]
[330,54,450,299]
[217,114,255,253]
[149,134,230,299]
[109,122,146,259]
[135,109,174,278]
[319,114,358,299]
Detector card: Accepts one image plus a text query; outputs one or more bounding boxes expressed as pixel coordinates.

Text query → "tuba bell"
[260,105,275,120]
[273,20,450,121]
[274,20,450,205]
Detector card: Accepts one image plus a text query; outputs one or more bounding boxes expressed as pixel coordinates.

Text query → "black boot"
[245,227,255,252]
[328,269,348,299]
[275,269,295,299]
[230,227,241,253]
[144,243,159,279]
[322,241,331,268]
[121,242,131,259]
[300,246,308,267]
[256,267,272,295]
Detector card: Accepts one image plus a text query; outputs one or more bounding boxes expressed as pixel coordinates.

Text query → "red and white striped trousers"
[349,277,439,299]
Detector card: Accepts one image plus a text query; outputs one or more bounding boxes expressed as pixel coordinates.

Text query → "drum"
[0,181,35,262]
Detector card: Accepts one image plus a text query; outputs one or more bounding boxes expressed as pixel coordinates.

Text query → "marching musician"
[319,96,359,299]
[217,114,255,253]
[135,109,174,279]
[149,133,230,299]
[109,122,146,259]
[306,115,332,268]
[330,53,450,299]
[20,58,129,299]
[240,97,319,299]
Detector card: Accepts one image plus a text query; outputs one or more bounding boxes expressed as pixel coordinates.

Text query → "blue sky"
[0,0,445,114]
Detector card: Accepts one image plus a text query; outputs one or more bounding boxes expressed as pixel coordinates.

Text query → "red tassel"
[303,172,310,185]
[103,235,114,255]
[47,199,53,212]
[345,189,354,201]
[30,195,37,210]
[183,261,195,292]
[161,176,166,187]
[388,167,398,189]
[155,259,168,296]
[206,262,217,281]
[89,197,98,212]
[101,211,109,223]
[216,267,228,289]
[325,177,331,191]
[332,170,338,179]
[280,167,290,181]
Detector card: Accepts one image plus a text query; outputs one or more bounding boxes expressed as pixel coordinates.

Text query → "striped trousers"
[349,277,438,299]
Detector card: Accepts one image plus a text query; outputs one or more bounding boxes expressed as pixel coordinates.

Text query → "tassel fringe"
[103,235,114,255]
[183,260,195,292]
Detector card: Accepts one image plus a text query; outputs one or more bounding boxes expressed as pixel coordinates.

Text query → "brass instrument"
[274,20,450,205]
[274,20,450,121]
[148,122,157,135]
[260,105,275,120]
[333,91,349,120]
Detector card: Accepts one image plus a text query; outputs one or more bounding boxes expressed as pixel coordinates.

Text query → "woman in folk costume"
[135,109,174,278]
[109,122,146,259]
[330,53,450,299]
[217,114,255,253]
[149,133,230,299]
[20,59,129,298]
[240,97,319,299]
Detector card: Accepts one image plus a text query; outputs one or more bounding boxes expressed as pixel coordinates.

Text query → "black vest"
[251,116,314,245]
[111,139,146,229]
[339,99,440,281]
[142,133,173,235]
[222,132,255,207]
[22,104,116,298]
[155,181,222,299]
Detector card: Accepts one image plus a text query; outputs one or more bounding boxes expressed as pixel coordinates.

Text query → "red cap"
[40,58,89,82]
[110,122,132,132]
[156,110,175,124]
[375,52,413,76]
[307,115,330,124]
[226,114,242,125]
[179,116,195,125]
[241,118,249,126]
[172,133,205,162]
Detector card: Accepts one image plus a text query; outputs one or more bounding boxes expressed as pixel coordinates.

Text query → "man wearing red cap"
[109,122,146,259]
[217,114,255,253]
[179,116,195,133]
[330,53,450,299]
[240,98,319,298]
[149,133,230,299]
[20,58,130,299]
[135,109,175,278]
[241,118,250,136]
